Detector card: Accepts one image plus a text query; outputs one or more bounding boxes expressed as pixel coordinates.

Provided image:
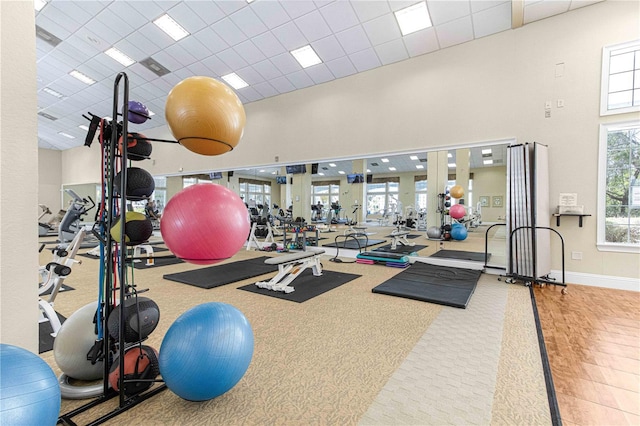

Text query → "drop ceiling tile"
[252,31,287,57]
[212,17,249,47]
[36,39,55,58]
[173,36,213,61]
[523,0,571,23]
[139,81,170,99]
[156,47,194,70]
[427,0,471,25]
[319,1,359,33]
[189,60,219,77]
[48,1,97,25]
[201,55,231,76]
[185,1,226,25]
[295,10,332,43]
[120,31,163,58]
[56,42,94,64]
[149,78,174,96]
[86,16,126,45]
[96,8,137,40]
[91,53,130,75]
[129,62,162,83]
[253,59,283,80]
[349,48,381,72]
[325,56,357,79]
[388,1,423,12]
[234,40,267,65]
[171,67,195,81]
[403,27,440,57]
[77,60,111,80]
[129,1,164,21]
[305,63,335,84]
[272,21,309,50]
[39,5,84,34]
[114,39,150,63]
[38,93,59,109]
[312,35,346,62]
[269,75,296,93]
[236,65,266,85]
[130,86,157,103]
[217,48,249,71]
[238,86,264,102]
[138,22,176,50]
[252,1,290,29]
[253,81,279,98]
[106,2,148,29]
[362,12,401,46]
[470,0,509,13]
[286,70,314,89]
[280,1,317,19]
[270,52,302,75]
[374,38,409,65]
[435,15,474,49]
[472,1,511,38]
[230,6,269,38]
[335,25,372,54]
[350,1,391,22]
[193,27,229,55]
[35,15,72,39]
[569,0,602,10]
[167,2,208,34]
[215,1,247,16]
[158,73,182,88]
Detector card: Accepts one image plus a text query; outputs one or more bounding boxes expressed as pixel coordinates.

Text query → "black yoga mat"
[372,244,428,255]
[430,249,490,262]
[372,262,481,308]
[39,312,66,354]
[133,255,184,269]
[238,269,361,303]
[163,256,279,289]
[323,239,386,249]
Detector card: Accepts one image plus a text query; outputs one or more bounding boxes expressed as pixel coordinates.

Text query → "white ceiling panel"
[295,10,333,43]
[325,56,357,79]
[270,52,303,75]
[252,31,287,57]
[253,81,279,98]
[87,17,126,46]
[91,54,130,76]
[106,2,148,29]
[215,1,247,16]
[523,0,571,24]
[201,55,231,76]
[95,9,136,40]
[174,36,213,61]
[319,1,360,33]
[238,86,263,103]
[427,0,472,26]
[436,15,475,49]
[286,70,315,90]
[374,38,409,65]
[47,2,96,26]
[362,12,402,46]
[36,14,72,39]
[163,44,198,68]
[212,17,249,47]
[403,27,440,57]
[349,48,382,72]
[40,5,84,34]
[128,62,161,83]
[192,27,229,55]
[305,63,335,84]
[272,21,309,51]
[130,86,157,104]
[138,22,176,51]
[335,25,372,54]
[269,76,297,94]
[279,1,318,20]
[167,2,208,34]
[184,1,226,26]
[138,81,170,99]
[252,59,284,81]
[252,1,292,30]
[217,48,249,71]
[234,40,267,65]
[55,42,94,64]
[472,2,512,38]
[312,35,346,63]
[236,66,266,86]
[128,1,164,21]
[350,1,391,23]
[471,0,510,13]
[230,6,269,39]
[120,31,163,58]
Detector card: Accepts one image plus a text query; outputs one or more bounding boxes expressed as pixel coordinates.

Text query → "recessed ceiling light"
[105,47,135,66]
[366,169,371,173]
[153,14,190,41]
[389,167,397,171]
[58,132,75,139]
[410,155,419,160]
[259,169,265,173]
[329,163,336,167]
[447,153,452,158]
[69,70,95,85]
[78,124,89,131]
[416,164,424,169]
[338,171,345,175]
[381,158,389,163]
[42,87,64,98]
[318,172,325,176]
[395,1,432,36]
[290,45,322,68]
[482,149,492,155]
[221,72,248,90]
[34,0,47,11]
[448,163,456,168]
[483,159,494,165]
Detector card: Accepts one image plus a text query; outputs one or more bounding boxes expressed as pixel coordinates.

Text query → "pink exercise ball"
[449,204,466,220]
[161,184,250,265]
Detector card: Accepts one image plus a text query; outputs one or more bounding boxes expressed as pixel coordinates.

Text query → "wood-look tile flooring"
[534,284,640,425]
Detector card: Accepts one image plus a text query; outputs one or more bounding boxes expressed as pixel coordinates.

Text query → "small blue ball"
[451,225,468,240]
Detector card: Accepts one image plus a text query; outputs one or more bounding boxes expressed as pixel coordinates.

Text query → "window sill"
[597,243,640,254]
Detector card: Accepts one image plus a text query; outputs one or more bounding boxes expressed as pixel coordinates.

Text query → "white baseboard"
[548,270,639,292]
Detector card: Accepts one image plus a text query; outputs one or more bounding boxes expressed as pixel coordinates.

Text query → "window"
[414,177,427,210]
[366,179,399,216]
[239,179,271,209]
[601,40,640,116]
[597,120,640,252]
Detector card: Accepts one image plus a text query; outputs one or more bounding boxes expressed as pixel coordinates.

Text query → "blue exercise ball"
[0,344,61,426]
[451,225,468,240]
[159,302,254,401]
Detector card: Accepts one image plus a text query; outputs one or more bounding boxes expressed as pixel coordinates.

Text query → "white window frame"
[600,40,640,116]
[597,120,640,253]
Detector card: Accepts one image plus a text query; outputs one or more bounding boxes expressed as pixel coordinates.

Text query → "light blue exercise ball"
[159,302,254,401]
[0,344,61,426]
[451,225,468,240]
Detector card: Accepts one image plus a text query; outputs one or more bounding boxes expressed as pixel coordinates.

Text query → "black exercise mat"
[430,250,490,262]
[372,262,481,308]
[133,255,184,269]
[40,284,74,296]
[237,269,361,303]
[39,312,66,354]
[372,244,428,255]
[322,239,386,249]
[163,256,279,289]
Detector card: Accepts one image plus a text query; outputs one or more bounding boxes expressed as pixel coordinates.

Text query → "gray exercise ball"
[427,226,442,239]
[54,302,103,381]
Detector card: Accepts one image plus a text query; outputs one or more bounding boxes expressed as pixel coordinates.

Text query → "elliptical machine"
[58,189,96,245]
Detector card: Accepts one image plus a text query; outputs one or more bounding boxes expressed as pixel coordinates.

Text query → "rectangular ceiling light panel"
[69,70,96,85]
[291,45,322,68]
[105,47,135,66]
[153,14,190,41]
[395,2,432,36]
[221,73,249,89]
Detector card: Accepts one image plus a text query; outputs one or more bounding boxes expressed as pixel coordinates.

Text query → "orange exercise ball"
[450,185,464,199]
[165,76,246,156]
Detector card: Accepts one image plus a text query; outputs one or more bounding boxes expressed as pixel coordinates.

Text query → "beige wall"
[38,148,63,212]
[1,2,39,351]
[50,1,640,280]
[472,167,507,223]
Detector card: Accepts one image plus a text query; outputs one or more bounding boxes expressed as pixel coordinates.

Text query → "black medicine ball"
[114,167,155,200]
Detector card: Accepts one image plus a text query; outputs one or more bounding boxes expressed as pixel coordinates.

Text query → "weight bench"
[344,225,375,236]
[255,249,325,293]
[390,230,415,250]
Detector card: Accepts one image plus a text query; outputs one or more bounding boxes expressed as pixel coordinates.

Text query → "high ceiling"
[35,0,602,151]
